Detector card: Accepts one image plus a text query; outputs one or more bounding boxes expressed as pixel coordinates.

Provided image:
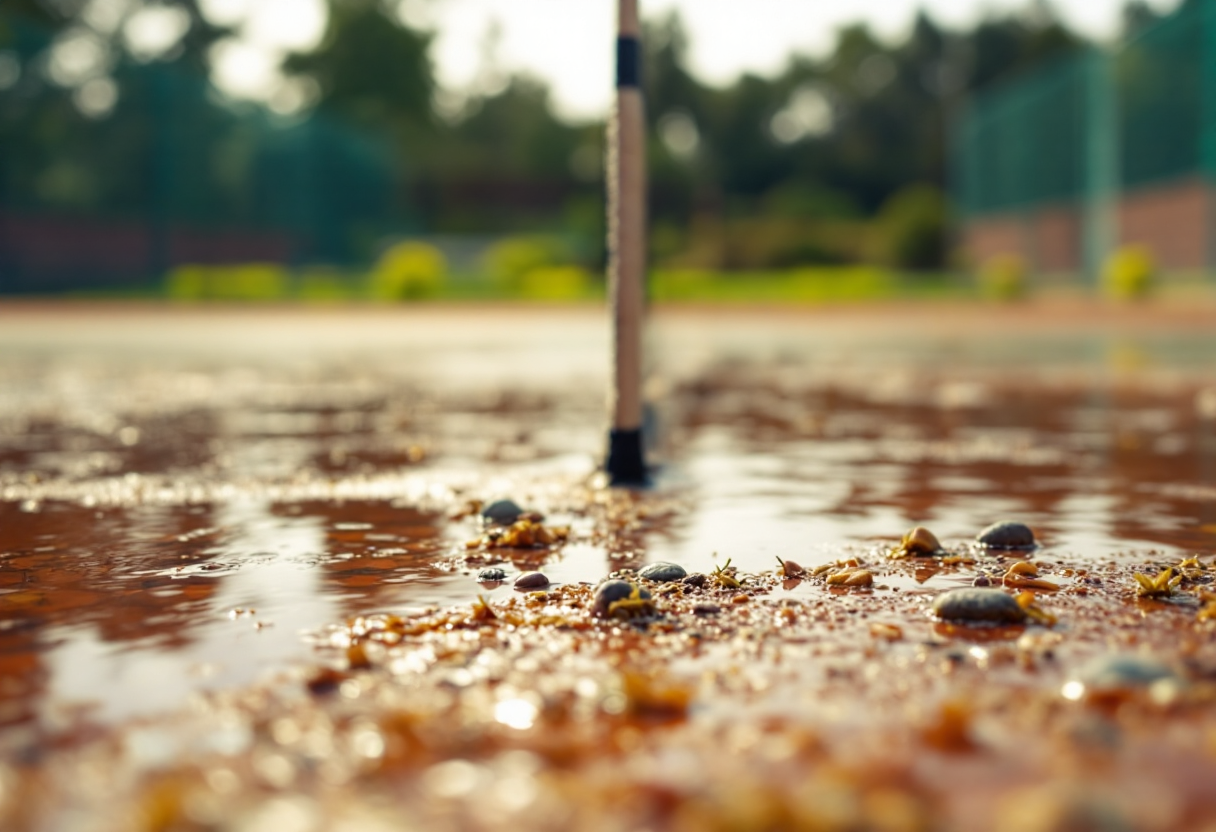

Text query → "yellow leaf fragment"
[620,671,691,719]
[1134,567,1181,598]
[1197,591,1216,623]
[1014,591,1057,626]
[467,519,570,550]
[826,567,874,588]
[470,595,497,622]
[1176,555,1210,583]
[606,584,657,621]
[870,622,903,640]
[1003,576,1061,591]
[346,642,371,670]
[712,558,742,589]
[921,699,975,753]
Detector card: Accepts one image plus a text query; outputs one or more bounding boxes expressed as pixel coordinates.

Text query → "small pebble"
[477,567,507,582]
[976,520,1036,549]
[972,575,993,587]
[513,571,550,590]
[932,588,1027,624]
[481,499,524,526]
[682,573,707,588]
[305,667,346,695]
[1074,654,1177,692]
[638,561,688,582]
[592,579,650,617]
[693,603,721,616]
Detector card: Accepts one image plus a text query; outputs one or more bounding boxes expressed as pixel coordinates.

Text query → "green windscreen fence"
[1118,5,1206,188]
[0,13,412,294]
[954,0,1216,273]
[955,51,1091,216]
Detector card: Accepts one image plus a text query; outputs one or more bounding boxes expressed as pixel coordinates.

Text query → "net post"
[1202,0,1216,275]
[1082,46,1118,287]
[605,0,648,486]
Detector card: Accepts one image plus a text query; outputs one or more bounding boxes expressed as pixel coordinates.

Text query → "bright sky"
[192,0,1181,121]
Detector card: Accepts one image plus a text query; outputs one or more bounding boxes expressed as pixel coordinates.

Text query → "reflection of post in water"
[1082,48,1117,286]
[1199,388,1216,527]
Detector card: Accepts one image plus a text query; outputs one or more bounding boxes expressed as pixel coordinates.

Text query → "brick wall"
[1030,206,1081,273]
[961,215,1027,267]
[961,177,1215,273]
[1119,178,1211,270]
[0,213,300,292]
[961,205,1079,273]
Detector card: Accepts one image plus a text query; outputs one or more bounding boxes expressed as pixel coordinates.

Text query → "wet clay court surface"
[3,302,1216,831]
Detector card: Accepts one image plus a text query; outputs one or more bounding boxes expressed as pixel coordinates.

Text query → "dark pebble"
[638,561,688,582]
[976,520,1036,549]
[682,573,707,588]
[477,567,507,582]
[932,588,1027,624]
[592,579,650,617]
[305,667,347,695]
[513,571,550,590]
[481,499,524,526]
[693,603,721,616]
[972,575,993,587]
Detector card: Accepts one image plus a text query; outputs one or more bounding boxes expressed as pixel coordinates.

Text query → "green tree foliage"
[871,184,948,270]
[283,0,432,139]
[627,6,1085,269]
[5,0,228,70]
[3,0,1111,287]
[441,78,586,182]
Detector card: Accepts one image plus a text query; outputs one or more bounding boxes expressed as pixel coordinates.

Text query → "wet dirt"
[2,303,1216,830]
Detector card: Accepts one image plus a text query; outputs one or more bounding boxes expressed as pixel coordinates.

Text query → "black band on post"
[606,428,647,485]
[616,36,641,88]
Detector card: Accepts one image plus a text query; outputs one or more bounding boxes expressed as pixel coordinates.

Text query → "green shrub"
[164,263,290,301]
[369,241,447,300]
[978,253,1027,301]
[648,269,715,302]
[519,265,594,300]
[215,264,291,300]
[166,265,208,300]
[1103,245,1155,300]
[872,184,948,270]
[650,266,898,303]
[297,269,355,302]
[481,236,567,290]
[790,265,893,300]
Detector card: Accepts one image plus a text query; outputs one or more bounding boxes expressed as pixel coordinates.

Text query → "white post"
[605,0,647,484]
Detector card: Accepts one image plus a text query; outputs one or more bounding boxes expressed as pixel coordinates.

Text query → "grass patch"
[144,263,979,304]
[650,267,974,304]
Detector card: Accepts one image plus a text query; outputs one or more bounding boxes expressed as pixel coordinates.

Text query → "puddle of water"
[1,307,1216,735]
[650,368,1216,576]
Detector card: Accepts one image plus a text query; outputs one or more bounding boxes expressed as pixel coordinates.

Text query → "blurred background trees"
[0,0,1166,294]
